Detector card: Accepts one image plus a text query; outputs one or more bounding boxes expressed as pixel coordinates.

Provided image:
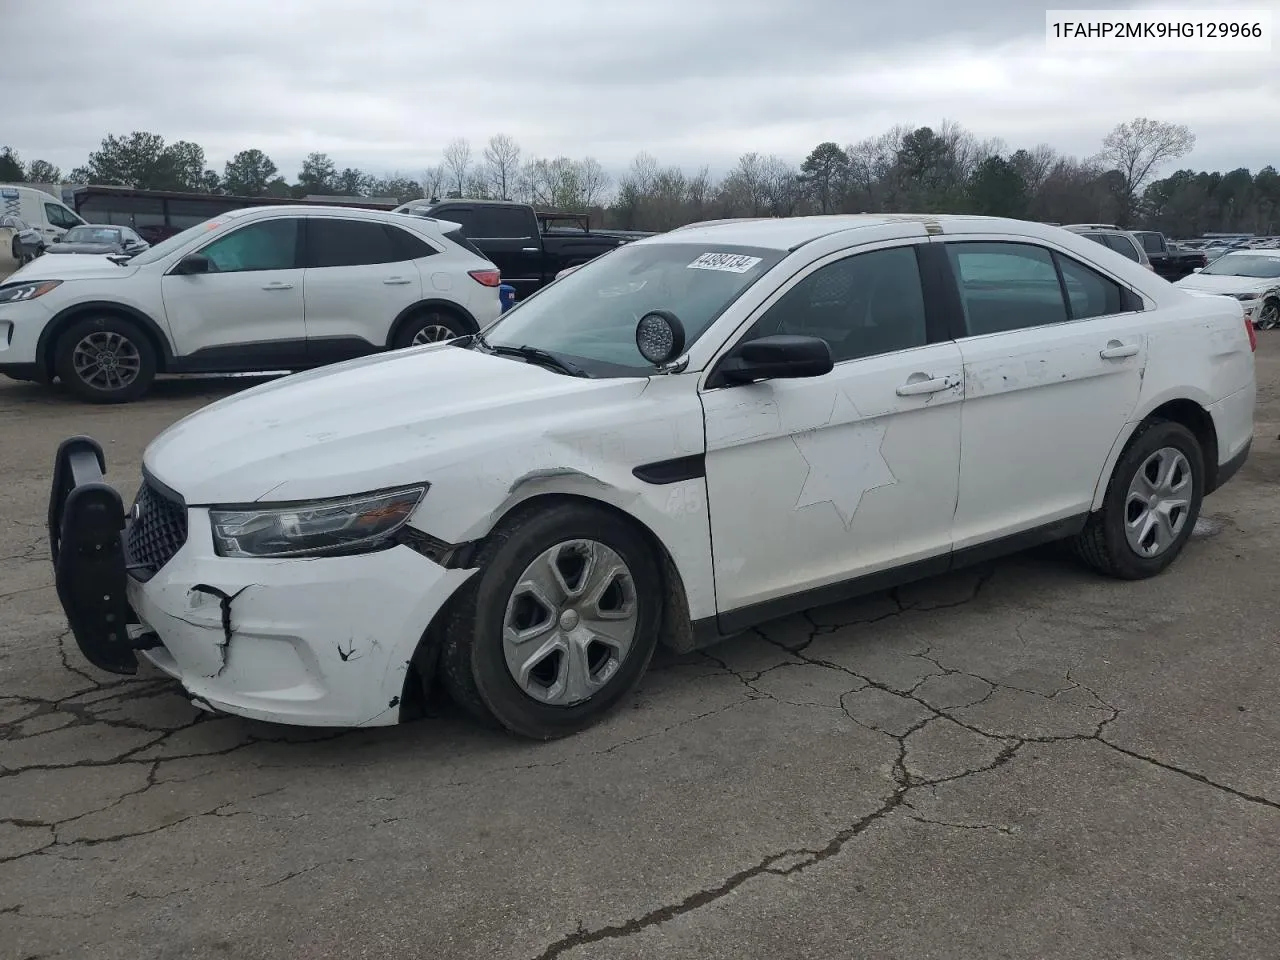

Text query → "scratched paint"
[792,397,897,528]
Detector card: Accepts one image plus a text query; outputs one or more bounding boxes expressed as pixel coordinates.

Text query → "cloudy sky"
[3,0,1277,182]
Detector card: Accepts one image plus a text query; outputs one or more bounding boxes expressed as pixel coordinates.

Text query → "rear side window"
[467,206,534,239]
[1056,255,1128,319]
[1103,234,1142,261]
[443,228,487,259]
[1135,232,1164,255]
[388,226,437,260]
[308,219,408,267]
[945,242,1068,334]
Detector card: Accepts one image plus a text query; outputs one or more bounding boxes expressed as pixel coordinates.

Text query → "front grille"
[125,479,188,577]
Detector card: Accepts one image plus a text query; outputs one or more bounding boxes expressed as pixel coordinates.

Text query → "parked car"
[46,224,151,259]
[393,198,652,299]
[1,214,43,263]
[1061,224,1154,271]
[1175,249,1280,329]
[47,214,1255,738]
[1129,230,1207,280]
[0,205,501,402]
[0,184,87,247]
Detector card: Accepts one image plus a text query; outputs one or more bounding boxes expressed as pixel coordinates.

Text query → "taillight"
[468,269,501,287]
[1245,312,1257,352]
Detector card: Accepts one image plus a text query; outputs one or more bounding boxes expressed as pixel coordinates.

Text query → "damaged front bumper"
[48,436,477,727]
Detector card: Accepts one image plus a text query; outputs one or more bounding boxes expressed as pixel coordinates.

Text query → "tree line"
[2,118,1276,238]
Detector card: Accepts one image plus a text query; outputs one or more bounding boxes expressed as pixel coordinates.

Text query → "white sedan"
[48,215,1256,739]
[1175,249,1280,329]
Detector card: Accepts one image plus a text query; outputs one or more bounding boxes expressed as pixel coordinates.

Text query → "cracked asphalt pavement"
[3,342,1280,960]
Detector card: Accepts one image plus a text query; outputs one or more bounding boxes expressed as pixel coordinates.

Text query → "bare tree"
[442,138,472,197]
[1095,118,1195,223]
[422,164,446,200]
[483,134,522,200]
[577,157,611,207]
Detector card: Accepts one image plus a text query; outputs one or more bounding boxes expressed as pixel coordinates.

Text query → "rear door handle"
[261,282,293,291]
[382,277,412,285]
[1099,341,1139,359]
[896,376,951,396]
[522,247,540,253]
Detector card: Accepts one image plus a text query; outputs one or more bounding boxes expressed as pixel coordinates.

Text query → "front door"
[938,237,1148,548]
[700,242,964,626]
[161,216,307,367]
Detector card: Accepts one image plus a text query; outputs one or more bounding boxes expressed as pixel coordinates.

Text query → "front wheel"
[392,309,469,349]
[54,315,157,403]
[1256,299,1280,331]
[1074,420,1204,580]
[440,502,664,739]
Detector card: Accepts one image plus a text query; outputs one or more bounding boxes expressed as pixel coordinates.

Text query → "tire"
[10,238,19,262]
[391,309,470,349]
[1257,299,1280,331]
[1074,419,1204,580]
[440,501,664,739]
[54,315,157,404]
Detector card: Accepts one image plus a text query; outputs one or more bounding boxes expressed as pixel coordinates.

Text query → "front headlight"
[1232,293,1259,301]
[209,485,427,558]
[0,280,62,303]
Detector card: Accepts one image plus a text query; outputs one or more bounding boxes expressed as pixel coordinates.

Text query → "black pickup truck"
[394,199,652,298]
[1131,230,1208,281]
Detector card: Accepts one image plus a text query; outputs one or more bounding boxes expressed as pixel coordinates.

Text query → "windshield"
[1200,254,1280,279]
[127,219,224,266]
[63,226,121,244]
[482,241,784,375]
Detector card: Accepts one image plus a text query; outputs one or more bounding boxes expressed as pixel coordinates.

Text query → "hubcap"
[72,331,141,391]
[1258,302,1279,330]
[1124,446,1193,558]
[502,539,638,706]
[411,322,454,345]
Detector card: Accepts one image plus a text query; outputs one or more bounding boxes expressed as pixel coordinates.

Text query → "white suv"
[0,206,501,402]
[49,215,1255,738]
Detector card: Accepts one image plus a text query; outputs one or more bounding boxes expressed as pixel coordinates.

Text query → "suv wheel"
[1074,420,1204,580]
[440,502,663,739]
[393,309,469,349]
[55,315,157,403]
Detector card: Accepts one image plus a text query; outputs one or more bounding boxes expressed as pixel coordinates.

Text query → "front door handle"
[896,375,951,396]
[522,247,540,253]
[1099,340,1139,359]
[382,277,412,285]
[261,282,294,291]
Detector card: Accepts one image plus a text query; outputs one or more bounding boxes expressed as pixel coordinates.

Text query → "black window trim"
[704,240,945,391]
[173,215,306,274]
[933,238,1145,340]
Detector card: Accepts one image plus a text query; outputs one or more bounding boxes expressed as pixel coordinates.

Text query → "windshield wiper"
[488,344,590,378]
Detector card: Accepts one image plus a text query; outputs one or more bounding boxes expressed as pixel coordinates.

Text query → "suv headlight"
[209,485,427,558]
[0,280,62,303]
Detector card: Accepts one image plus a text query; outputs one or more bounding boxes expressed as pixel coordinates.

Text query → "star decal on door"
[792,391,897,529]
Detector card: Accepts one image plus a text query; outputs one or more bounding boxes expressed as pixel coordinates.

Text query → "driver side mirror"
[173,253,211,275]
[717,335,834,385]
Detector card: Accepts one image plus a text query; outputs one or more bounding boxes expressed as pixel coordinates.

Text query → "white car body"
[0,183,86,246]
[0,205,502,399]
[50,214,1256,731]
[1175,250,1280,328]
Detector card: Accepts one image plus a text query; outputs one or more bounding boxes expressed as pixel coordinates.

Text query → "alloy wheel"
[71,331,142,392]
[1124,446,1193,558]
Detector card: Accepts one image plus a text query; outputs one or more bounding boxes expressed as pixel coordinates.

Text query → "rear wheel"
[54,315,157,403]
[440,502,663,739]
[392,309,469,349]
[1074,420,1204,579]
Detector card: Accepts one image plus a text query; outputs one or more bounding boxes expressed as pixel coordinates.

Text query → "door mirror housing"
[174,253,211,275]
[717,335,834,385]
[1192,266,1203,273]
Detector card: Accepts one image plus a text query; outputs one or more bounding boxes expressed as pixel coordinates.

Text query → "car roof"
[227,205,454,232]
[647,214,1114,252]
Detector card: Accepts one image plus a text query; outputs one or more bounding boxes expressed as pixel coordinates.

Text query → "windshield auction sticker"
[687,252,763,273]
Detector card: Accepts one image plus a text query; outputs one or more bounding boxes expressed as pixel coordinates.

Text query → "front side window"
[484,242,784,375]
[946,242,1068,334]
[46,203,84,229]
[745,245,928,363]
[307,219,406,268]
[198,219,300,273]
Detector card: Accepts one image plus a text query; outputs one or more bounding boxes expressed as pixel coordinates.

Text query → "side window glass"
[471,207,532,238]
[388,226,436,260]
[1055,254,1129,319]
[199,219,299,273]
[1104,234,1141,261]
[749,246,928,363]
[46,203,82,229]
[308,219,403,267]
[946,242,1068,335]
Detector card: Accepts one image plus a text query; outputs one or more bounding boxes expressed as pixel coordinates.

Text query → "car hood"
[145,344,649,504]
[5,253,138,281]
[1176,273,1275,295]
[48,242,120,254]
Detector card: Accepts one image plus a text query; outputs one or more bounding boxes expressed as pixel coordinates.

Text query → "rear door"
[301,217,426,361]
[430,204,543,297]
[938,236,1149,549]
